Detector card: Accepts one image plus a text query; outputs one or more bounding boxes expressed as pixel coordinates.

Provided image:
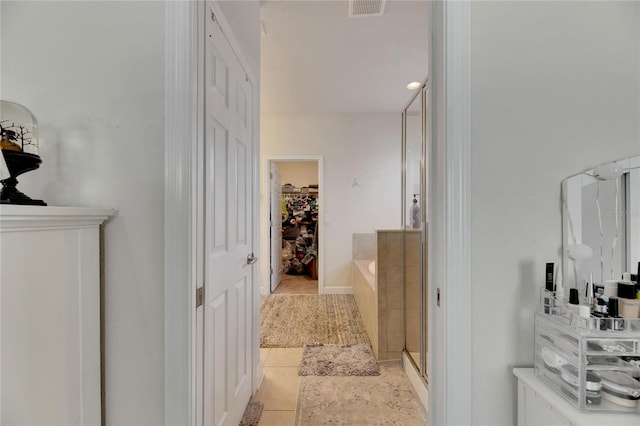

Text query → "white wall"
[261,113,401,290]
[1,1,165,424]
[470,2,639,424]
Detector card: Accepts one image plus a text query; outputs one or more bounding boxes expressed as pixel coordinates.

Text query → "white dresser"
[514,368,640,426]
[0,206,112,425]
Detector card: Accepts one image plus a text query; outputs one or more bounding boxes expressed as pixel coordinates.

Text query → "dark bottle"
[607,298,624,331]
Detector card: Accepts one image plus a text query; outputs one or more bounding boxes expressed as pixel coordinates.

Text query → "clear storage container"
[534,307,640,413]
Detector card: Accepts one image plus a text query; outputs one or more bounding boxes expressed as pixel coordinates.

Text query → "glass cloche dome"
[0,101,39,155]
[0,100,46,205]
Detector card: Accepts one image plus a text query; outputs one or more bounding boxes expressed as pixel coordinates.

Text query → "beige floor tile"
[264,348,303,367]
[254,367,300,410]
[273,275,318,294]
[258,410,295,426]
[260,348,271,364]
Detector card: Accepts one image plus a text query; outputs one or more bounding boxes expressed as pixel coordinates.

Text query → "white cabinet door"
[519,380,571,426]
[203,4,255,425]
[0,206,111,426]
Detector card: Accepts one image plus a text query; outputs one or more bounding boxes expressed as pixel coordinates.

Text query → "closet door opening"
[265,157,323,295]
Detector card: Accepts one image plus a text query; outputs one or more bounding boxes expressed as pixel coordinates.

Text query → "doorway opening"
[263,156,324,295]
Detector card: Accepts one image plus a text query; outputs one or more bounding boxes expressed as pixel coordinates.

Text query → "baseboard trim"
[402,352,428,412]
[255,359,264,392]
[322,286,353,295]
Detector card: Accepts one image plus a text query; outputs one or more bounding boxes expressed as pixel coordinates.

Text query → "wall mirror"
[562,155,640,288]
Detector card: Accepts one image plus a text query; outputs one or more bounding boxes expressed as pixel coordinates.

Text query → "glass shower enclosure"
[402,82,429,382]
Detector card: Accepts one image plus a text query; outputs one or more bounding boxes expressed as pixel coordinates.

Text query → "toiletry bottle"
[618,273,640,318]
[604,280,618,298]
[579,305,594,329]
[594,298,608,315]
[592,298,608,331]
[544,262,555,314]
[567,288,581,318]
[607,298,624,331]
[619,273,635,297]
[553,276,565,316]
[577,278,594,327]
[586,273,595,309]
[637,261,640,301]
[594,284,605,298]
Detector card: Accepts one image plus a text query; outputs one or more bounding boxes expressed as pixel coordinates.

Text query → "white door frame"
[261,155,324,295]
[268,162,283,293]
[428,1,472,425]
[165,0,471,424]
[164,1,261,424]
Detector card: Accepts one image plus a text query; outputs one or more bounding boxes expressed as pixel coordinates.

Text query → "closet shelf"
[282,189,318,194]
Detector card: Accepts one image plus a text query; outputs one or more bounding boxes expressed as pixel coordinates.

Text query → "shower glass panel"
[402,88,424,374]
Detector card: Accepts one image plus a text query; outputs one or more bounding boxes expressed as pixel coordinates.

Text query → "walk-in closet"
[269,160,320,294]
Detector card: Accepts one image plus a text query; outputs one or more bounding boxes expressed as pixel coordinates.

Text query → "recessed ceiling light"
[406,82,421,90]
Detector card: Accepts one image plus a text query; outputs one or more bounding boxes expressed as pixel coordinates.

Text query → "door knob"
[247,253,258,265]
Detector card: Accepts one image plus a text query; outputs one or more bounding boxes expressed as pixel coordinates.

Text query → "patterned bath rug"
[299,343,380,376]
[260,294,370,348]
[239,397,263,426]
[294,361,427,426]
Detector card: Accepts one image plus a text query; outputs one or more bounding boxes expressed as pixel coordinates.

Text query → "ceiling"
[260,0,428,114]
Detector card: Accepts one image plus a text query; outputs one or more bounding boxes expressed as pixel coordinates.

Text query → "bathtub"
[354,259,375,290]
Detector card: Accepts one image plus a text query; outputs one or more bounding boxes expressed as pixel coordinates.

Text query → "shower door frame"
[401,80,429,383]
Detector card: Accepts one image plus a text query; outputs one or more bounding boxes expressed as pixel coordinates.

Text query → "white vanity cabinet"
[0,206,112,425]
[515,368,640,426]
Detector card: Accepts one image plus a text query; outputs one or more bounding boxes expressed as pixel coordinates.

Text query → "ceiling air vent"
[348,0,386,17]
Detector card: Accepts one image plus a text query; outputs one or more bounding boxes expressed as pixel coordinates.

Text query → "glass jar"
[0,100,39,156]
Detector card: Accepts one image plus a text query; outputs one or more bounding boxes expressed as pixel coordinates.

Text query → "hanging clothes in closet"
[281,186,319,278]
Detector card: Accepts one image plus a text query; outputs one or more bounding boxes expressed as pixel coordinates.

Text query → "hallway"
[254,293,427,425]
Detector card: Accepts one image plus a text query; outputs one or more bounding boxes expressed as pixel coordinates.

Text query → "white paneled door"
[270,162,282,293]
[203,6,255,426]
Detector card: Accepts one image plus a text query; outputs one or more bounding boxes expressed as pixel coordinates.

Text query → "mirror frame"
[562,155,640,288]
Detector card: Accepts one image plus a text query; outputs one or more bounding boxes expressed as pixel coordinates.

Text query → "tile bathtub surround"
[351,230,406,361]
[352,232,379,358]
[352,230,406,361]
[353,233,376,260]
[405,230,427,351]
[376,230,405,360]
[352,261,379,358]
